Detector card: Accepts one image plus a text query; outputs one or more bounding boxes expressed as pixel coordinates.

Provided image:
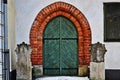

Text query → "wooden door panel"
[60,17,77,38]
[44,69,60,75]
[44,17,60,38]
[43,40,60,75]
[60,40,78,75]
[43,16,78,75]
[61,69,78,75]
[43,40,60,68]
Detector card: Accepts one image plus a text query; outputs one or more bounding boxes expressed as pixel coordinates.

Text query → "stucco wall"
[16,0,120,69]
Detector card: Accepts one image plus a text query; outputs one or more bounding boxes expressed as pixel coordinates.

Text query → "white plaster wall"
[16,0,120,69]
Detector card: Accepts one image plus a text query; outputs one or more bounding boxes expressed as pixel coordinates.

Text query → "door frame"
[30,1,91,76]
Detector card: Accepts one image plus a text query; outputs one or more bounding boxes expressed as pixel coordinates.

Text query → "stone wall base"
[90,62,105,80]
[78,65,89,77]
[32,65,43,78]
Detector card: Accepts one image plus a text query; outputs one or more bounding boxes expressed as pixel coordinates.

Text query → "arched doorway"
[30,1,91,76]
[43,16,78,75]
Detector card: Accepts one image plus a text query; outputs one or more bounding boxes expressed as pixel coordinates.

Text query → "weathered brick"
[82,24,90,30]
[52,12,57,18]
[63,12,71,19]
[61,2,67,11]
[73,9,80,17]
[84,46,90,50]
[36,14,44,23]
[79,53,84,57]
[70,16,76,24]
[32,61,40,65]
[37,52,42,56]
[44,7,50,15]
[77,13,84,20]
[78,50,83,55]
[47,6,52,14]
[74,21,80,28]
[84,50,90,54]
[56,11,62,16]
[69,6,76,14]
[45,16,51,23]
[31,57,39,61]
[32,48,37,52]
[84,41,91,46]
[31,55,40,58]
[55,2,61,10]
[51,4,56,12]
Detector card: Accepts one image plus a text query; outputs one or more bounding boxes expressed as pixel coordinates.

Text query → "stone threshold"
[35,76,89,80]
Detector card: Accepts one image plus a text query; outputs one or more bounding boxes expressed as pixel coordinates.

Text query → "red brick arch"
[30,2,91,65]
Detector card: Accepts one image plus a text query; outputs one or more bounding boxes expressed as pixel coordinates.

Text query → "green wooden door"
[43,16,78,75]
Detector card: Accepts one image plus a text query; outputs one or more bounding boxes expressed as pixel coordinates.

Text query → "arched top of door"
[30,1,91,65]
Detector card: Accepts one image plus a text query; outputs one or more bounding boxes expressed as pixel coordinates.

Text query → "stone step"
[36,76,89,80]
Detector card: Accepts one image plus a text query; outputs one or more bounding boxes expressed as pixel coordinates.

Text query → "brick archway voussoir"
[30,1,91,65]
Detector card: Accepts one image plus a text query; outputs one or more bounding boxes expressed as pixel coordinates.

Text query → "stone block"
[15,42,32,80]
[78,65,88,77]
[33,65,43,78]
[90,62,105,80]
